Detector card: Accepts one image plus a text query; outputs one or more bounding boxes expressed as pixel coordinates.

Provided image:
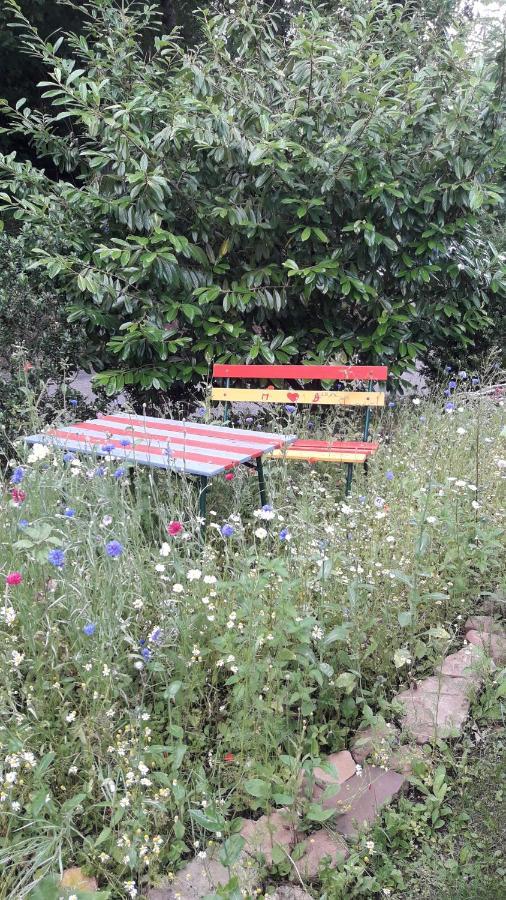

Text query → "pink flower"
[6,572,23,586]
[224,471,234,481]
[11,489,26,505]
[167,520,183,536]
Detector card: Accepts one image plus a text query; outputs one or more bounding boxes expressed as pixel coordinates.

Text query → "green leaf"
[219,834,245,868]
[243,778,271,799]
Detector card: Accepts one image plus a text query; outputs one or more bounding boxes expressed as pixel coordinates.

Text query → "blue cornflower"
[10,467,24,485]
[445,365,453,373]
[472,376,480,385]
[149,627,162,644]
[113,467,125,479]
[83,622,96,636]
[279,528,289,541]
[221,524,234,538]
[420,415,426,422]
[105,540,123,558]
[308,421,315,431]
[458,370,467,379]
[18,519,29,529]
[141,646,151,661]
[69,399,78,407]
[119,438,131,447]
[101,444,116,454]
[63,452,75,463]
[285,404,297,414]
[64,508,76,518]
[262,504,273,512]
[443,388,450,397]
[358,495,366,504]
[245,417,254,424]
[388,401,396,409]
[445,402,454,411]
[196,406,206,417]
[386,470,394,481]
[448,380,457,389]
[94,466,106,477]
[48,549,65,568]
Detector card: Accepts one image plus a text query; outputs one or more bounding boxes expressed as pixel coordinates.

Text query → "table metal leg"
[256,456,268,507]
[198,475,208,541]
[345,463,354,496]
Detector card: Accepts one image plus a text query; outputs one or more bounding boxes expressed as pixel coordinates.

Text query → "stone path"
[146,612,504,898]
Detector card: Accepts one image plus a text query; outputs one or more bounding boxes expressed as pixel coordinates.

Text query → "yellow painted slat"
[211,388,385,407]
[269,449,368,463]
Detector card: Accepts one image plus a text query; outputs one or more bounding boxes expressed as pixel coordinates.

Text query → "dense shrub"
[0,230,105,459]
[0,0,504,397]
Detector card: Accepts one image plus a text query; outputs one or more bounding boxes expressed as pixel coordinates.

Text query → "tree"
[0,0,504,396]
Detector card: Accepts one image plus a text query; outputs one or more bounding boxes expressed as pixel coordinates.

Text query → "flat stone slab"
[387,745,428,776]
[466,630,506,664]
[312,764,406,838]
[464,615,504,635]
[294,829,349,880]
[394,675,471,743]
[148,850,258,899]
[241,809,298,866]
[312,750,357,786]
[60,868,98,892]
[269,886,314,900]
[435,645,484,687]
[350,722,399,765]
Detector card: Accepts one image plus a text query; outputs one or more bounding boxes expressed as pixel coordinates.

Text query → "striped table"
[25,414,295,533]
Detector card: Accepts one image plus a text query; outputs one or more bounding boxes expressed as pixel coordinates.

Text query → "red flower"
[23,362,34,373]
[6,572,23,586]
[167,520,183,536]
[11,489,26,504]
[224,471,234,481]
[223,752,235,762]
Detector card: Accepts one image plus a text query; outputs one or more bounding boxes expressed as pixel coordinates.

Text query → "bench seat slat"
[213,364,388,381]
[212,387,385,407]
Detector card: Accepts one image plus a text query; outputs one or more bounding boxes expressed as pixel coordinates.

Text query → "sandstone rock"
[464,616,504,635]
[386,745,427,776]
[241,809,298,866]
[148,849,258,900]
[268,886,314,900]
[60,868,98,892]
[312,750,356,786]
[466,630,506,664]
[350,722,399,765]
[394,675,471,744]
[294,829,349,880]
[435,645,484,687]
[312,764,406,838]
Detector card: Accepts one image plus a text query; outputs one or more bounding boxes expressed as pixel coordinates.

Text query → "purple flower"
[94,466,106,477]
[119,438,131,448]
[113,467,125,479]
[443,388,450,397]
[458,370,467,379]
[221,524,234,538]
[101,444,116,454]
[149,627,162,644]
[141,646,151,661]
[285,404,297,414]
[388,401,396,409]
[262,504,273,512]
[10,467,24,485]
[448,380,457,389]
[279,528,289,541]
[472,377,480,385]
[245,417,254,424]
[83,622,96,636]
[445,366,453,373]
[64,508,76,518]
[358,495,366,504]
[105,540,123,558]
[69,399,78,407]
[386,470,394,481]
[308,421,315,431]
[63,452,75,463]
[48,549,65,568]
[196,406,206,418]
[445,402,454,411]
[18,519,29,529]
[374,497,385,508]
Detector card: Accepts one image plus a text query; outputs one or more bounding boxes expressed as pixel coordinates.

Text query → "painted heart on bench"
[287,392,299,402]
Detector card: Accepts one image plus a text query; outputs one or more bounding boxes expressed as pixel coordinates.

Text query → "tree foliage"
[0,0,504,394]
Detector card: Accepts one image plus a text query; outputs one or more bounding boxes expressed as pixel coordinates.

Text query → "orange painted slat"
[213,364,388,381]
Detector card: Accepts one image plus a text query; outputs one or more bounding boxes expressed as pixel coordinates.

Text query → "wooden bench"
[211,364,388,493]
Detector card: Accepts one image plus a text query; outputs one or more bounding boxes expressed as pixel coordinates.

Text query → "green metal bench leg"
[198,475,209,541]
[256,455,268,507]
[345,463,354,496]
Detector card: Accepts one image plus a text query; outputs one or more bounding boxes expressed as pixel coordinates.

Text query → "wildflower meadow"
[0,374,504,899]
